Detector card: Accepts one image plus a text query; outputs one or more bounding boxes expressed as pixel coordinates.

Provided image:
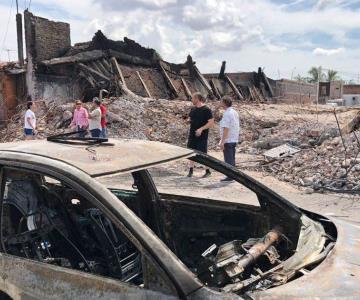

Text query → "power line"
[0,0,15,62]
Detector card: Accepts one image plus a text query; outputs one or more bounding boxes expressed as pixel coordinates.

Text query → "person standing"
[24,101,37,140]
[187,92,214,178]
[70,100,89,137]
[219,96,240,182]
[100,100,107,138]
[88,98,102,138]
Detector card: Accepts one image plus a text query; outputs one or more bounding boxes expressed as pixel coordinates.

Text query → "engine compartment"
[156,193,336,296]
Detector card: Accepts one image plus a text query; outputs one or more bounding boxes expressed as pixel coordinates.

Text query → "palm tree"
[308,66,325,83]
[294,74,307,82]
[326,69,340,82]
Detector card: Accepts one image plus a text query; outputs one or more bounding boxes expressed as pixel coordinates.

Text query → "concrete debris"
[264,144,301,159]
[0,93,359,194]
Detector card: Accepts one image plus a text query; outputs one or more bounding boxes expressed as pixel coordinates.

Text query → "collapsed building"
[0,11,319,124]
[23,11,278,104]
[10,11,313,104]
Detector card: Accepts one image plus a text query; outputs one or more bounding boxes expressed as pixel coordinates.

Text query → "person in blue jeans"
[24,101,37,140]
[88,98,102,138]
[219,96,240,182]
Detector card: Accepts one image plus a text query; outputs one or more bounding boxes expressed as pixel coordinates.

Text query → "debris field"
[1,94,359,194]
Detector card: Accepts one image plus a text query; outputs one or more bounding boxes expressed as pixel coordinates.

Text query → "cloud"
[91,0,178,11]
[1,0,360,80]
[313,47,345,56]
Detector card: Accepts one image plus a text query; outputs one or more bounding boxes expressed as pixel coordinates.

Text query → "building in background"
[274,79,316,105]
[342,85,360,106]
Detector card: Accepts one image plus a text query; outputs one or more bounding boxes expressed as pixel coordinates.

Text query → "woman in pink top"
[70,100,89,137]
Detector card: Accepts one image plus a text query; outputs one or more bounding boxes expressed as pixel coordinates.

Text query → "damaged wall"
[0,73,19,124]
[24,10,70,63]
[23,12,276,103]
[275,79,316,104]
[24,10,73,102]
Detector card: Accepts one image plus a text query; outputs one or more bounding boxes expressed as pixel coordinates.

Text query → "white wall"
[343,94,360,106]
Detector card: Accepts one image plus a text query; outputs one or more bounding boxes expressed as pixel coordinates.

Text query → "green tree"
[308,66,325,83]
[294,74,307,82]
[326,69,340,81]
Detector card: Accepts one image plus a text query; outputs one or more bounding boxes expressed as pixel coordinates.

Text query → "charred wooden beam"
[193,65,212,94]
[186,55,196,77]
[101,58,112,71]
[159,63,179,98]
[110,57,127,88]
[89,61,103,75]
[225,75,243,100]
[342,111,360,134]
[78,63,110,81]
[219,61,226,79]
[181,78,192,100]
[78,70,96,88]
[110,57,135,96]
[136,71,152,98]
[261,70,274,98]
[95,60,112,77]
[108,49,153,67]
[42,50,105,66]
[209,79,221,99]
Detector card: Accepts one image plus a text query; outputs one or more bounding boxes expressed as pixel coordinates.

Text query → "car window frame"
[0,164,182,298]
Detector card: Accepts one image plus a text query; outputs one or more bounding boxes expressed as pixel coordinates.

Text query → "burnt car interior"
[113,155,337,296]
[0,168,143,285]
[0,151,338,297]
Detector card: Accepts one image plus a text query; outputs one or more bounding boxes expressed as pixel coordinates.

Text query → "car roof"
[0,139,194,177]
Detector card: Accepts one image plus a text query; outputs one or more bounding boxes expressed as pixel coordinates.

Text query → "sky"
[0,0,360,81]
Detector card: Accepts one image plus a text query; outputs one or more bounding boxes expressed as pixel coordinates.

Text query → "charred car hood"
[252,217,360,299]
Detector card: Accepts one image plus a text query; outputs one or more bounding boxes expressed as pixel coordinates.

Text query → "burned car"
[0,137,358,299]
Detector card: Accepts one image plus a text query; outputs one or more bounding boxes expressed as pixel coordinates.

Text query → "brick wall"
[275,79,316,104]
[24,11,71,63]
[343,85,360,95]
[0,73,18,123]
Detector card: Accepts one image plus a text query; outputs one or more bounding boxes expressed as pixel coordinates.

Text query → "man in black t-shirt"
[187,92,214,178]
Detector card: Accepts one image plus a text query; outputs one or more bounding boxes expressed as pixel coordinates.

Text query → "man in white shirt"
[24,101,37,140]
[88,98,102,138]
[219,96,240,181]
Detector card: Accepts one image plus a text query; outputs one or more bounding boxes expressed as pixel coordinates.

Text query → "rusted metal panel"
[0,254,179,300]
[0,139,194,176]
[235,229,281,272]
[252,218,360,299]
[0,74,18,123]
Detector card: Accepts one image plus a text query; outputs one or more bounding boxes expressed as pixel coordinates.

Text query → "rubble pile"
[0,95,220,149]
[238,110,360,194]
[1,95,359,194]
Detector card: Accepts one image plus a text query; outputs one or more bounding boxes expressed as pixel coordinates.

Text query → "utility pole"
[3,49,15,62]
[16,0,24,65]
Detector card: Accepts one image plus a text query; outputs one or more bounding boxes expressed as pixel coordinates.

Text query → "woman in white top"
[24,101,37,140]
[88,98,102,138]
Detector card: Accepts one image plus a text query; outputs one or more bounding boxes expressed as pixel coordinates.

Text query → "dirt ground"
[98,148,360,225]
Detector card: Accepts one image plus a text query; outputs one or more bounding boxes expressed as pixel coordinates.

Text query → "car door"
[0,165,181,300]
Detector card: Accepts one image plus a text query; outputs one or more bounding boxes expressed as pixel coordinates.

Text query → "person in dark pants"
[88,98,102,138]
[187,92,214,177]
[219,96,240,182]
